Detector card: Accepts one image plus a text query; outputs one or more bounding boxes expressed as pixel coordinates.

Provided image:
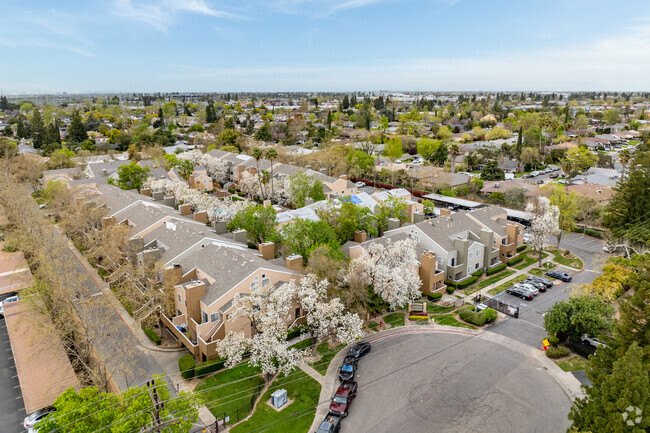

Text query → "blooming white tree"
[346,238,422,310]
[525,196,560,267]
[144,178,247,221]
[238,171,288,206]
[177,150,228,184]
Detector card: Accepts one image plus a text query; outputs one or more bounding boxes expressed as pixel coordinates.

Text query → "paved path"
[299,363,325,386]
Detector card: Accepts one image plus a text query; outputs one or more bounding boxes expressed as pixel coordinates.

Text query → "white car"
[355,181,366,188]
[557,179,566,184]
[0,295,20,316]
[581,334,607,348]
[24,407,56,432]
[530,171,540,177]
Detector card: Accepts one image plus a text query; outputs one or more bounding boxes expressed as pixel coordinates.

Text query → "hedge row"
[143,327,161,345]
[426,292,443,301]
[179,354,195,379]
[457,305,498,326]
[195,358,227,377]
[546,346,571,359]
[444,276,478,291]
[517,245,527,252]
[487,263,507,275]
[571,227,604,238]
[472,269,484,277]
[286,325,307,341]
[507,255,524,266]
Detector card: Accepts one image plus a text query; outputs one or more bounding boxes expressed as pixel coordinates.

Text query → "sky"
[1,0,650,93]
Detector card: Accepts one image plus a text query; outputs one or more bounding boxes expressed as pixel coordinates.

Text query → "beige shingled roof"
[5,300,79,413]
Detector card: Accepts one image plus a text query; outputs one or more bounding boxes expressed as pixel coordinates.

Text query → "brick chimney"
[102,216,116,229]
[285,254,303,271]
[419,251,437,294]
[179,204,192,216]
[258,242,275,260]
[354,230,367,243]
[141,188,152,197]
[193,211,207,224]
[439,208,451,216]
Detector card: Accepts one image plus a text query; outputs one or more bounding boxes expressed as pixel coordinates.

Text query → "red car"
[328,380,358,417]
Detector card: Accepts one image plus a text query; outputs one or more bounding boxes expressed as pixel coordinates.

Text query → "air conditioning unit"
[494,183,499,188]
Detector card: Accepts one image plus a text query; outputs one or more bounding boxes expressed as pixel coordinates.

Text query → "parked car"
[506,286,534,300]
[557,179,566,184]
[527,276,553,288]
[329,380,358,417]
[536,179,545,184]
[339,356,358,381]
[316,414,342,433]
[523,279,547,292]
[355,181,366,188]
[516,283,539,296]
[530,171,540,177]
[581,334,607,348]
[346,342,371,359]
[24,407,56,431]
[549,173,559,179]
[546,270,572,282]
[0,295,20,316]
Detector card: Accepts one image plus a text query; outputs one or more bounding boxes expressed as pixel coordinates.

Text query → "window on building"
[493,238,496,243]
[201,311,208,323]
[210,312,219,323]
[475,263,480,269]
[203,180,208,184]
[177,294,181,302]
[177,309,182,316]
[502,238,507,245]
[295,308,301,319]
[262,278,270,287]
[449,257,455,266]
[476,249,481,256]
[468,252,473,259]
[467,266,471,273]
[250,281,259,291]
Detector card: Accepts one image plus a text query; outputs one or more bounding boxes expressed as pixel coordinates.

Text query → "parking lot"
[343,331,572,433]
[0,293,27,433]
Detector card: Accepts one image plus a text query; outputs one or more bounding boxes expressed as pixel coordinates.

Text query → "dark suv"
[506,286,534,300]
[316,414,342,433]
[546,270,572,282]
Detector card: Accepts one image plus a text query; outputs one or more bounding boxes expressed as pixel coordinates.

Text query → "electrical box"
[271,389,287,409]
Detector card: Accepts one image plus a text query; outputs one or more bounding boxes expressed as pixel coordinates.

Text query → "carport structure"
[4,300,79,413]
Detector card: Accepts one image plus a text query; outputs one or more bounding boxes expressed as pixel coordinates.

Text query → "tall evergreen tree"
[515,126,523,157]
[45,122,61,146]
[30,108,45,149]
[16,115,29,139]
[341,95,350,110]
[67,110,87,143]
[326,110,333,129]
[205,103,217,123]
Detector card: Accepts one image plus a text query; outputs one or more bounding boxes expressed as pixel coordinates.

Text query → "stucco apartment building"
[382,206,524,282]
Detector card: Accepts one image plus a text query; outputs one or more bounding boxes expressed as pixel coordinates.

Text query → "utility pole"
[141,380,180,433]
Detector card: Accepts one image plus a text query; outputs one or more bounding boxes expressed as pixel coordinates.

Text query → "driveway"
[343,331,572,433]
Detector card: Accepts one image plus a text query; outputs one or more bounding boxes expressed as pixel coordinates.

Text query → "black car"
[316,414,342,433]
[546,270,572,282]
[528,276,553,288]
[339,356,358,381]
[347,342,371,359]
[523,278,547,292]
[506,286,534,300]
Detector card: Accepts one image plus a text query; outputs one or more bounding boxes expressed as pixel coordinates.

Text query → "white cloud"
[268,0,459,16]
[111,0,238,32]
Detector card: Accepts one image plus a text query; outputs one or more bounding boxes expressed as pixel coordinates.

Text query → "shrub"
[179,354,195,379]
[444,280,458,289]
[143,327,162,345]
[409,315,429,320]
[507,255,524,266]
[546,346,571,359]
[458,276,478,289]
[549,336,560,348]
[228,187,236,194]
[482,308,498,323]
[486,263,507,275]
[195,358,227,377]
[457,305,497,326]
[472,269,484,277]
[286,325,306,341]
[517,245,527,252]
[446,286,456,295]
[426,292,443,301]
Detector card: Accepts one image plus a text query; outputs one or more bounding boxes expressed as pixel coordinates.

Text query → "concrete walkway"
[299,363,325,385]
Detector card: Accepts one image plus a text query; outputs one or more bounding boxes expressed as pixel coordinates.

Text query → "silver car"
[516,283,539,296]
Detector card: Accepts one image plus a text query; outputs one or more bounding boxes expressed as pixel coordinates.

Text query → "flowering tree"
[177,149,228,183]
[346,238,422,309]
[526,196,560,267]
[238,171,288,205]
[144,178,247,221]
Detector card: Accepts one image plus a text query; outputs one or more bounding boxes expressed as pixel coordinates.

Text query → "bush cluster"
[178,354,195,379]
[143,327,162,345]
[548,336,560,348]
[458,305,498,326]
[517,245,527,252]
[472,269,484,277]
[507,255,524,266]
[195,358,227,377]
[487,263,507,275]
[286,324,307,341]
[545,346,571,359]
[446,286,456,294]
[426,292,443,301]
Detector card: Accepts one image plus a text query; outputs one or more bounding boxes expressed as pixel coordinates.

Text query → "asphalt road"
[0,296,28,433]
[344,332,572,433]
[488,232,605,350]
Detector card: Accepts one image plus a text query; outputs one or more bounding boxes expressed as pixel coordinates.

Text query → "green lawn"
[368,321,379,332]
[288,338,314,351]
[434,313,477,330]
[475,269,516,291]
[487,274,528,296]
[529,264,556,276]
[426,303,453,314]
[546,247,583,269]
[555,356,590,372]
[514,252,548,270]
[230,369,321,433]
[310,342,345,375]
[195,362,265,423]
[383,312,405,328]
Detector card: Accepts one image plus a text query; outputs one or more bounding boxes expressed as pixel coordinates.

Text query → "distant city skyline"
[1,0,650,93]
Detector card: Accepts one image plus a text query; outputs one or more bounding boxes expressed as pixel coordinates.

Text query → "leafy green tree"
[341,95,350,110]
[318,201,377,243]
[84,111,100,131]
[30,108,45,149]
[16,115,29,139]
[503,188,526,209]
[153,107,164,128]
[310,179,326,202]
[602,108,621,125]
[177,159,194,184]
[417,138,447,165]
[375,196,408,231]
[46,148,76,169]
[281,219,340,262]
[603,150,650,245]
[480,160,505,181]
[422,200,435,215]
[0,137,18,159]
[227,205,278,245]
[45,122,61,146]
[287,170,312,208]
[114,161,150,192]
[67,110,87,144]
[255,123,272,141]
[38,376,198,433]
[548,184,579,247]
[515,126,523,157]
[266,147,278,196]
[205,102,217,123]
[383,137,403,162]
[561,146,597,186]
[543,295,614,341]
[347,149,375,177]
